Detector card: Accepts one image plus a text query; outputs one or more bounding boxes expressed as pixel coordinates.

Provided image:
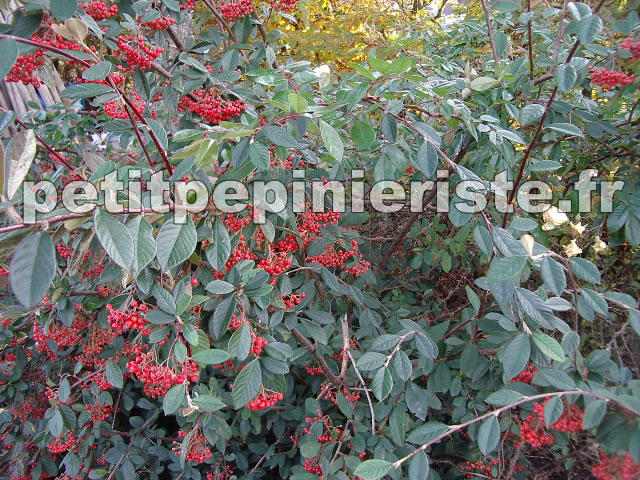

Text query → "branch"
[291,327,341,386]
[391,389,640,470]
[526,0,534,80]
[251,10,279,68]
[552,0,569,62]
[480,0,500,66]
[346,350,376,435]
[0,205,215,235]
[340,314,350,379]
[377,136,473,271]
[201,0,239,44]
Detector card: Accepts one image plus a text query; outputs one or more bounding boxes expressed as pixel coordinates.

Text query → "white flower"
[592,236,607,253]
[542,206,569,230]
[563,240,582,257]
[313,64,331,88]
[520,234,535,258]
[571,222,586,234]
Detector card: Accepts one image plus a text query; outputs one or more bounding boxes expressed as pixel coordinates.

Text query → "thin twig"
[527,0,534,79]
[346,350,376,435]
[291,328,341,386]
[552,0,569,62]
[391,389,640,470]
[480,0,500,66]
[340,314,350,379]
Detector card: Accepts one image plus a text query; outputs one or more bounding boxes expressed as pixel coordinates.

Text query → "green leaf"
[415,141,438,179]
[540,257,566,296]
[519,104,545,126]
[544,396,564,427]
[228,322,251,361]
[390,56,413,74]
[9,232,55,309]
[535,368,576,390]
[478,416,500,455]
[105,360,123,389]
[352,121,376,149]
[192,394,225,412]
[532,332,566,362]
[356,352,386,371]
[5,129,37,200]
[205,280,235,295]
[570,258,601,284]
[371,367,393,401]
[470,76,499,91]
[503,334,531,379]
[250,143,270,170]
[145,309,176,324]
[206,217,231,271]
[232,358,262,408]
[629,309,640,337]
[547,123,584,137]
[51,0,77,20]
[407,422,449,444]
[353,460,393,480]
[48,409,64,437]
[152,285,177,315]
[577,14,603,45]
[61,83,114,99]
[554,64,578,92]
[408,450,429,480]
[82,61,112,81]
[156,217,197,271]
[487,256,527,282]
[192,349,230,365]
[126,216,157,275]
[262,125,297,148]
[94,209,134,270]
[393,350,413,381]
[381,114,397,142]
[210,294,237,340]
[163,384,185,415]
[319,119,344,162]
[0,38,19,82]
[288,92,308,113]
[583,399,607,429]
[485,389,524,405]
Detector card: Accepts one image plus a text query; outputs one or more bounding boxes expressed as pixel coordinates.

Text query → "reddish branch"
[502,0,607,228]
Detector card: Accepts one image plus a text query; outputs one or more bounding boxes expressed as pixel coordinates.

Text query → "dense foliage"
[0,0,639,479]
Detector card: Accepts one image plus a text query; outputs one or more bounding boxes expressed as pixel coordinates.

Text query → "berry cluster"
[206,464,235,480]
[56,243,74,259]
[86,403,114,422]
[257,251,293,279]
[6,51,45,87]
[303,459,323,476]
[511,365,537,383]
[282,293,305,308]
[304,365,324,375]
[589,66,635,89]
[520,398,584,448]
[250,333,269,356]
[307,238,371,277]
[225,236,258,272]
[178,88,247,124]
[126,352,199,398]
[592,452,640,480]
[106,301,149,332]
[220,0,254,21]
[247,391,283,410]
[115,35,164,71]
[181,0,196,9]
[271,0,299,12]
[81,1,118,20]
[459,458,523,479]
[621,37,640,61]
[173,431,213,463]
[142,16,176,31]
[47,431,76,454]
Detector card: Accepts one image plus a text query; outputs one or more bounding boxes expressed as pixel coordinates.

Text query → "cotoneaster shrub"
[0,1,639,480]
